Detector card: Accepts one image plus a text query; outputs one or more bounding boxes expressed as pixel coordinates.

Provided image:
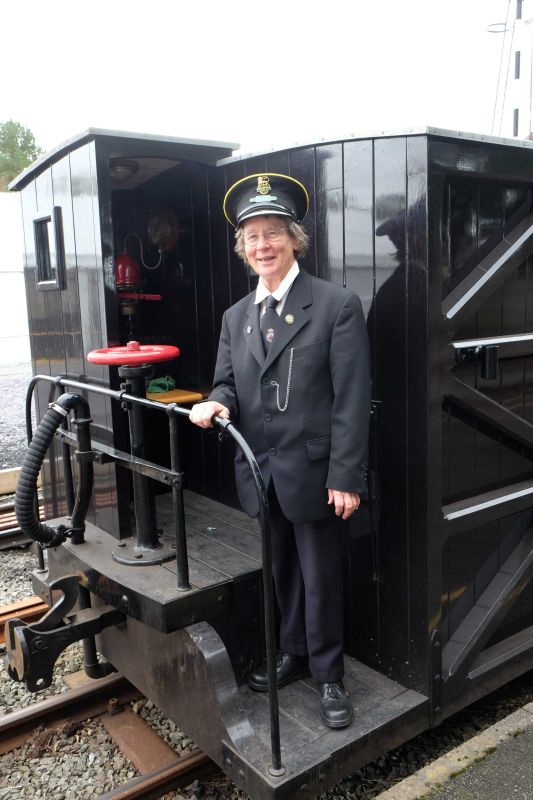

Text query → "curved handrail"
[23,373,284,774]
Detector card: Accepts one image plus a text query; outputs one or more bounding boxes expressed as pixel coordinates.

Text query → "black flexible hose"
[15,393,93,547]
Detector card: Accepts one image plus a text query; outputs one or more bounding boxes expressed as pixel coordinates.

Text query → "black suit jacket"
[209,269,371,524]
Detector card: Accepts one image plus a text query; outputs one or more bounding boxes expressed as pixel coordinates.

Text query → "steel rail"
[96,753,216,800]
[0,528,32,549]
[0,668,219,798]
[0,596,49,645]
[0,673,139,754]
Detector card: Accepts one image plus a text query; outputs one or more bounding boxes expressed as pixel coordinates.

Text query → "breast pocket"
[292,341,324,359]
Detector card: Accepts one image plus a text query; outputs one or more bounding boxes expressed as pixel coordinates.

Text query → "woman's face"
[242,215,297,287]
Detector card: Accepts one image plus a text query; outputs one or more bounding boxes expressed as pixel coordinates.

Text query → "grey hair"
[234,218,310,264]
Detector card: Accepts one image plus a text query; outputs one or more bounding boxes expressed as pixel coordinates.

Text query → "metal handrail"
[24,373,284,775]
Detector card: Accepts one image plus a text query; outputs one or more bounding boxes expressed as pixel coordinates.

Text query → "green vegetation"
[0,120,43,190]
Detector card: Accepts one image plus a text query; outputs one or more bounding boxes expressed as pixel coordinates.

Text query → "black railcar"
[6,127,533,798]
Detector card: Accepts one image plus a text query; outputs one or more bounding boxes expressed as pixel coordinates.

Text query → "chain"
[269,348,294,412]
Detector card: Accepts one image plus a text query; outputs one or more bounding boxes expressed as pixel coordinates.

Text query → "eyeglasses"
[243,227,288,246]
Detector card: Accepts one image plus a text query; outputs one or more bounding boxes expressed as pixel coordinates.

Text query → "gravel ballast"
[0,720,138,800]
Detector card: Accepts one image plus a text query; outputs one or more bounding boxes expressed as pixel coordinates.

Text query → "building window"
[517,0,522,20]
[515,50,521,78]
[513,108,520,137]
[33,207,65,290]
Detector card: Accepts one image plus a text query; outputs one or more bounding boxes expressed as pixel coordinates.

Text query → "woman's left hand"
[327,489,360,520]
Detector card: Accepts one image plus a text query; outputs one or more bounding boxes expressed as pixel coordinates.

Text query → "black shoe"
[319,681,353,728]
[248,653,310,692]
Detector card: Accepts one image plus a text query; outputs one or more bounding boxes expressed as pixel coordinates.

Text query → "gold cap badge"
[257,176,271,195]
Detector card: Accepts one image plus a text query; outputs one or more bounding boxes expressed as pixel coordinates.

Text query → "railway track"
[0,500,40,549]
[0,596,49,645]
[0,592,219,800]
[0,665,217,800]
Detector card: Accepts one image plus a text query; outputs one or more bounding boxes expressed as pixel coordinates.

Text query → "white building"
[0,192,30,367]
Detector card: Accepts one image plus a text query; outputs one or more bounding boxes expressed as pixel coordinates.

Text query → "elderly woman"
[190,174,371,728]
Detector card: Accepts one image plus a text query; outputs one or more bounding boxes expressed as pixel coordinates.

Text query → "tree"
[0,120,43,191]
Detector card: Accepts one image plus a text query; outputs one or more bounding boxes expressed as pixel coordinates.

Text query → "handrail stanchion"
[219,419,285,778]
[167,405,190,591]
[118,364,159,552]
[25,376,46,572]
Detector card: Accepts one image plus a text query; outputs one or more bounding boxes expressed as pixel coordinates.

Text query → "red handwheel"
[87,340,180,366]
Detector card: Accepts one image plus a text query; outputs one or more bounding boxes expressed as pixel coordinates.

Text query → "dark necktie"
[261,295,278,351]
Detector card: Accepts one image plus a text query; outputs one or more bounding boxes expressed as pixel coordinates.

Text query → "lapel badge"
[284,313,295,325]
[246,326,252,334]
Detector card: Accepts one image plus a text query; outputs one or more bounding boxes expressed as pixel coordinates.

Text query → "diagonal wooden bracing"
[446,376,533,453]
[442,212,533,334]
[442,526,533,680]
[442,376,533,534]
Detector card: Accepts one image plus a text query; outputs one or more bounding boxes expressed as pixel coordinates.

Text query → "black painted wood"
[370,136,410,683]
[157,490,261,580]
[17,128,533,791]
[442,525,533,678]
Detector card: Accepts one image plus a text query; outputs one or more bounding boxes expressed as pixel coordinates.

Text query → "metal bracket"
[54,427,183,487]
[5,573,124,692]
[455,344,499,380]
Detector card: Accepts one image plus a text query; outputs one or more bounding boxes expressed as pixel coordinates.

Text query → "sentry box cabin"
[8,127,533,798]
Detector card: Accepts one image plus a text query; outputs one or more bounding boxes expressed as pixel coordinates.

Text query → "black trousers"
[268,484,346,683]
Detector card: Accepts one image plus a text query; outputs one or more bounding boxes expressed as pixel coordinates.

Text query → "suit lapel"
[262,270,313,375]
[243,296,265,367]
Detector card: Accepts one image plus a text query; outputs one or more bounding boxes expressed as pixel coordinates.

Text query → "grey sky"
[2,0,511,155]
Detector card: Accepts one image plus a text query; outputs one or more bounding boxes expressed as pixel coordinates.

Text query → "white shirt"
[254,261,300,317]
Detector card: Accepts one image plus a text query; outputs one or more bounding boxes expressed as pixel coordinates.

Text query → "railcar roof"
[218,126,533,165]
[8,128,240,191]
[11,126,533,191]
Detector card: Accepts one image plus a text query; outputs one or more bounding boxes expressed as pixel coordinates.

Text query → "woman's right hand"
[189,401,230,428]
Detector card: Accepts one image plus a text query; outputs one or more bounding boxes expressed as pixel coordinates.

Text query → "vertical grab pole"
[221,420,284,777]
[25,378,45,572]
[259,484,285,777]
[167,406,190,591]
[118,364,159,550]
[53,376,75,516]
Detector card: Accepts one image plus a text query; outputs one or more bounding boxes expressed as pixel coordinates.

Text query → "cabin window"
[33,207,65,290]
